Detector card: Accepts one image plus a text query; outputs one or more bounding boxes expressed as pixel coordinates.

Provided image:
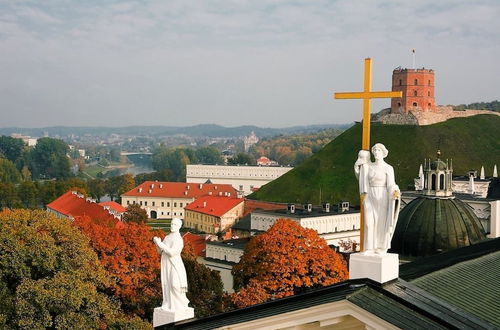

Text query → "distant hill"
[249,115,500,205]
[0,123,350,138]
[452,100,500,112]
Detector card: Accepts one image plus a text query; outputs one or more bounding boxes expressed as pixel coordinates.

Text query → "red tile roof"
[243,199,288,216]
[98,201,126,213]
[47,191,121,224]
[121,181,238,199]
[182,232,206,257]
[185,196,244,218]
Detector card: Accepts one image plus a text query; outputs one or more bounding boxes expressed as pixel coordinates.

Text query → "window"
[174,212,177,216]
[140,201,143,206]
[152,201,155,206]
[413,102,418,107]
[133,201,136,204]
[428,91,430,96]
[414,79,418,85]
[144,201,148,206]
[428,80,431,86]
[428,103,431,107]
[174,202,177,207]
[161,202,164,207]
[167,202,170,207]
[180,203,183,207]
[413,90,417,96]
[397,102,402,107]
[127,200,130,205]
[399,79,402,86]
[239,185,243,191]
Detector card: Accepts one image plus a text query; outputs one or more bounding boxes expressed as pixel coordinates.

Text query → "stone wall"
[374,106,499,126]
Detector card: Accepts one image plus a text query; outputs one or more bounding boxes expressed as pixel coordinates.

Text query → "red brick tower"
[391,67,435,113]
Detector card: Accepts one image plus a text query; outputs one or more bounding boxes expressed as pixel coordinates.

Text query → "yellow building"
[184,196,244,234]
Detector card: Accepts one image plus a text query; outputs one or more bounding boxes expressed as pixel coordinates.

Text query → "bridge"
[120,152,152,156]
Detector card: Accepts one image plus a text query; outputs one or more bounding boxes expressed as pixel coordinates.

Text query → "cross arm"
[334,91,402,99]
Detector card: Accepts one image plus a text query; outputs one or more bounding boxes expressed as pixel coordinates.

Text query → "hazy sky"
[1,0,499,128]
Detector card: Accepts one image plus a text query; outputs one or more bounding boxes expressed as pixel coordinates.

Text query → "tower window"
[428,80,431,86]
[399,79,402,86]
[428,103,431,107]
[428,91,430,96]
[397,102,402,107]
[414,90,418,96]
[414,79,418,85]
[413,102,418,107]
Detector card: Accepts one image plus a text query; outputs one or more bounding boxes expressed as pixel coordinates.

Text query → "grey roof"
[206,237,249,250]
[411,250,500,327]
[231,214,251,231]
[254,207,359,219]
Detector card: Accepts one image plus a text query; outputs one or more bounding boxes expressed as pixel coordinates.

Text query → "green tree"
[0,209,147,329]
[195,147,223,165]
[17,181,38,209]
[122,203,148,224]
[38,181,58,207]
[0,136,24,164]
[29,137,71,179]
[228,153,254,165]
[0,158,21,183]
[88,178,106,202]
[134,169,172,185]
[182,241,224,318]
[231,219,348,308]
[0,183,19,209]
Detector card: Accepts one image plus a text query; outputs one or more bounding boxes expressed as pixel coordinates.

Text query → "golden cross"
[333,58,402,251]
[334,58,402,150]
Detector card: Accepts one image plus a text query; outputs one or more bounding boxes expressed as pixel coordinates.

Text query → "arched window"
[431,174,436,190]
[414,79,418,85]
[397,102,402,107]
[439,174,445,190]
[414,90,418,96]
[150,210,157,219]
[413,102,418,107]
[428,80,431,86]
[428,103,431,107]
[399,79,402,86]
[428,91,430,96]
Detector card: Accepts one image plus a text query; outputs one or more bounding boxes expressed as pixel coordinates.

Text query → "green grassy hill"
[249,115,500,205]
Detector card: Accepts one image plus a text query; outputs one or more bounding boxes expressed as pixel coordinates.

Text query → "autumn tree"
[182,240,224,318]
[123,203,148,224]
[73,216,163,318]
[0,209,147,329]
[231,219,348,308]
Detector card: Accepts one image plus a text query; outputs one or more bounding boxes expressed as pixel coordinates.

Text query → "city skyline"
[1,0,499,128]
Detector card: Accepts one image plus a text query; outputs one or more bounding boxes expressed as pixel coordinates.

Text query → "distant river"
[126,165,155,176]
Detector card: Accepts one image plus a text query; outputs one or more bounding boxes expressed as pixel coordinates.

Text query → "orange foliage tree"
[231,219,348,308]
[73,216,164,318]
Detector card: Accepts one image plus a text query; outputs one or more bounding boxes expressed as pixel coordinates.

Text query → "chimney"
[148,189,152,194]
[304,203,312,212]
[151,183,154,189]
[215,186,218,190]
[159,184,163,189]
[199,184,203,189]
[203,201,207,207]
[187,185,190,190]
[322,203,330,213]
[339,201,349,212]
[184,191,188,195]
[138,188,143,193]
[287,204,295,214]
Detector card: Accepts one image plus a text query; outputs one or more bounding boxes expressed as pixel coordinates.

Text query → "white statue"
[153,218,190,312]
[355,143,401,254]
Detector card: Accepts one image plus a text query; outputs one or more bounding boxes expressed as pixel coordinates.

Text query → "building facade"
[121,181,237,220]
[184,196,245,234]
[391,67,435,113]
[186,164,293,195]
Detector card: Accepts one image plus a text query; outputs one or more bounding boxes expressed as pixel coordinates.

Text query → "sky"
[0,0,499,128]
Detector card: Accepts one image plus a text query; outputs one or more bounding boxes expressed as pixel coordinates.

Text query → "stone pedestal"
[153,307,194,328]
[349,253,399,283]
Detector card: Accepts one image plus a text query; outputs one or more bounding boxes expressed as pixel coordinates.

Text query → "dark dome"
[390,197,486,259]
[430,159,447,170]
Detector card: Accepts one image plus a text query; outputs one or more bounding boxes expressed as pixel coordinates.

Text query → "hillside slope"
[249,115,500,205]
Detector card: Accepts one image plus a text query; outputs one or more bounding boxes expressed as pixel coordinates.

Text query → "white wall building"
[250,204,360,248]
[186,164,293,196]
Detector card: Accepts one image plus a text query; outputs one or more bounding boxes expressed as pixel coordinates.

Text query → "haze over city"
[1,0,499,128]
